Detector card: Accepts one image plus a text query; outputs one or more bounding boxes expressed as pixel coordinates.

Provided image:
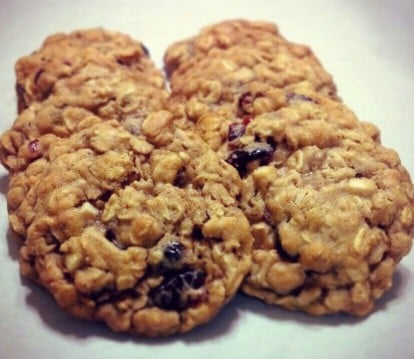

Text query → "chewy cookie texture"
[0,20,413,337]
[166,20,414,317]
[1,27,252,337]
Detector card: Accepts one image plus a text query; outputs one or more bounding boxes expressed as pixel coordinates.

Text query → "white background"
[0,1,413,358]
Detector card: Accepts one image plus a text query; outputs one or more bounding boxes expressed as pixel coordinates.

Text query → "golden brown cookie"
[164,19,284,76]
[10,119,252,336]
[1,65,168,172]
[165,19,338,122]
[15,28,164,111]
[204,89,414,316]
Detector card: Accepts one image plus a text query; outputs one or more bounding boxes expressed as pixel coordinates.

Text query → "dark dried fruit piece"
[227,150,250,174]
[27,139,42,159]
[228,122,246,141]
[242,115,252,126]
[191,225,204,240]
[105,228,116,241]
[164,242,184,262]
[173,169,187,187]
[150,268,207,311]
[226,142,274,175]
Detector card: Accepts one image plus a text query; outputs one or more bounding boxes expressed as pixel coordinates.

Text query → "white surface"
[0,1,413,358]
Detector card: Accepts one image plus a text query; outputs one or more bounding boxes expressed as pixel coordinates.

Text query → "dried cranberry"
[226,142,274,175]
[238,92,254,115]
[164,242,184,262]
[27,139,42,159]
[150,268,206,311]
[228,122,246,141]
[242,115,252,126]
[28,139,39,153]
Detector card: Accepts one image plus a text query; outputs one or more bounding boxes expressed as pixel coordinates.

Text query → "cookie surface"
[12,119,252,336]
[1,64,168,172]
[164,19,284,76]
[208,89,414,315]
[15,28,164,111]
[166,19,338,123]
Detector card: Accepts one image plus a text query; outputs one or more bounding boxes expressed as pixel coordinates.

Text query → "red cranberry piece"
[228,122,246,141]
[242,115,252,126]
[28,139,39,153]
[27,139,42,159]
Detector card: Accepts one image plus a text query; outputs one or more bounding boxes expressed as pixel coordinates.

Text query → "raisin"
[150,268,206,311]
[182,269,206,289]
[226,142,274,175]
[173,169,187,187]
[191,226,204,240]
[228,122,246,141]
[105,229,116,241]
[226,150,250,174]
[164,242,184,262]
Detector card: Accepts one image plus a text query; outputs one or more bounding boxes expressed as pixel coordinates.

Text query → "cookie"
[15,28,164,111]
[10,118,253,336]
[1,65,168,172]
[205,89,414,316]
[164,19,284,76]
[166,20,338,120]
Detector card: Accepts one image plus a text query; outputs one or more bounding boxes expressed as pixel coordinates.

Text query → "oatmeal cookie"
[166,20,338,119]
[15,28,164,111]
[203,89,413,316]
[10,118,252,336]
[164,19,284,76]
[1,65,168,172]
